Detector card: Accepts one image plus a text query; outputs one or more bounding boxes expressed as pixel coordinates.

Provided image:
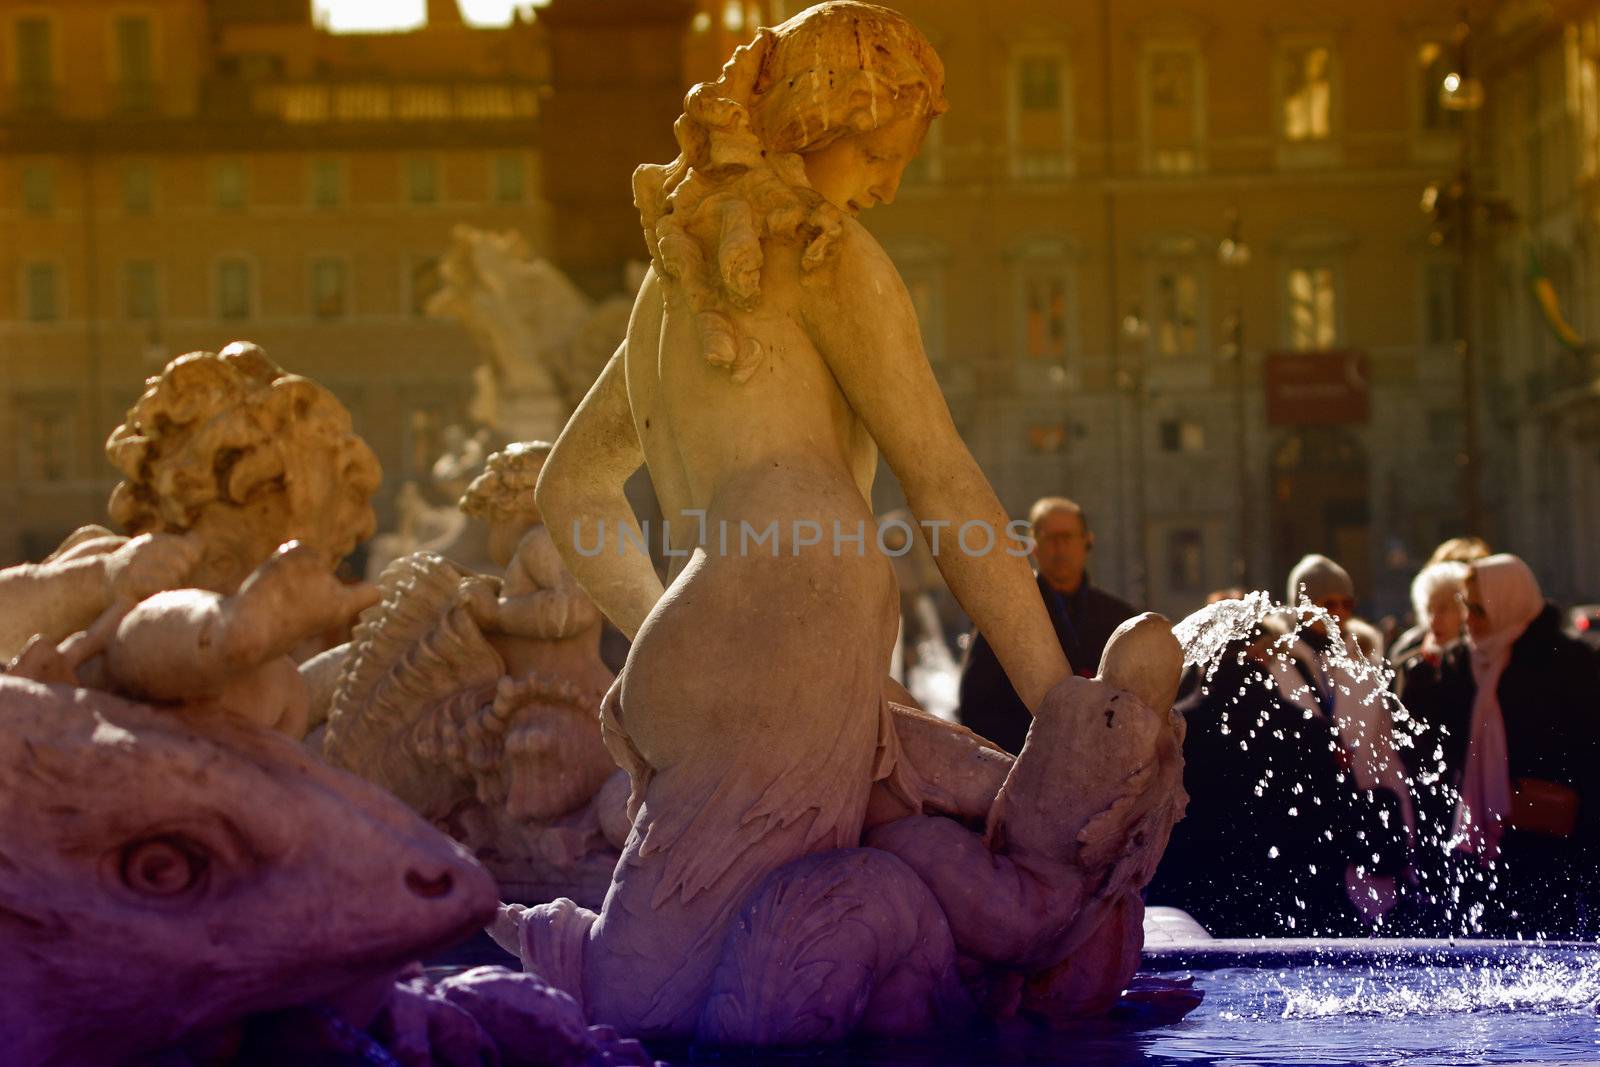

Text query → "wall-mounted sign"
[1265,350,1370,426]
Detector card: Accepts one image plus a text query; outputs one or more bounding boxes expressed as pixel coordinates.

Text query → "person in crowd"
[1276,553,1416,927]
[1389,536,1490,664]
[957,496,1137,753]
[1434,554,1600,938]
[1147,622,1409,936]
[1393,562,1472,770]
[1391,560,1475,920]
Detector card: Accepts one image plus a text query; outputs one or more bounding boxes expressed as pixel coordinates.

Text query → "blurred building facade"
[0,0,553,563]
[6,0,1599,623]
[833,0,1481,619]
[1478,0,1600,611]
[0,0,757,566]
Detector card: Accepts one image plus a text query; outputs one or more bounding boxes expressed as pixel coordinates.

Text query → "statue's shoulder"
[807,216,900,289]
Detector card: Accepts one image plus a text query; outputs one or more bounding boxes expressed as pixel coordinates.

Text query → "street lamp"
[1426,4,1488,535]
[1218,209,1252,588]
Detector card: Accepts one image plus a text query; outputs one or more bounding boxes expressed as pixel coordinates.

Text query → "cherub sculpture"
[0,344,381,667]
[105,342,382,595]
[508,1,1190,1044]
[320,443,624,904]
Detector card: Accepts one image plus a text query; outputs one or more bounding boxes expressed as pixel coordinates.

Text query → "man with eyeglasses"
[956,496,1138,754]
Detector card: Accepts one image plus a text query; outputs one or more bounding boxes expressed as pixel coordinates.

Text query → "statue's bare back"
[627,236,879,567]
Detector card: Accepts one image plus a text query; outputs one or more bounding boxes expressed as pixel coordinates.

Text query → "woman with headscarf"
[1438,553,1600,938]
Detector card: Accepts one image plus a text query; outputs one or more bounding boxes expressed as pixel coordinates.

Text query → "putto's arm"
[494,530,602,641]
[536,341,663,642]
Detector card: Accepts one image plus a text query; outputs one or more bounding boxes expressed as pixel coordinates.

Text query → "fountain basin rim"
[1143,937,1600,971]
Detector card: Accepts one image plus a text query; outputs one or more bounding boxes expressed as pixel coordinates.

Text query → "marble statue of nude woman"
[516,2,1188,1043]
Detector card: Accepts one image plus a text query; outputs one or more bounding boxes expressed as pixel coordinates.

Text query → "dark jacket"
[956,574,1137,754]
[1147,645,1407,937]
[1394,639,1474,843]
[1428,606,1600,836]
[1406,604,1600,936]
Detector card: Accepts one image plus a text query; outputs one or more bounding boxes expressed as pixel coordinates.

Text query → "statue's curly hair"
[105,344,381,551]
[459,440,552,526]
[633,1,946,383]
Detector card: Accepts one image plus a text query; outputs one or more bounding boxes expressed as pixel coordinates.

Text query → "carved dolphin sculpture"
[0,675,499,1067]
[505,613,1190,1042]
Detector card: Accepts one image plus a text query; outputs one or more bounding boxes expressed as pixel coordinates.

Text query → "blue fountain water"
[670,596,1600,1064]
[668,943,1600,1066]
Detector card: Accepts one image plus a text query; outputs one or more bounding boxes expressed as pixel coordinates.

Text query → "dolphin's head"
[0,677,498,1066]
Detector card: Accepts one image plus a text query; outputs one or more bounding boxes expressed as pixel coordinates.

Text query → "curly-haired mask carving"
[106,345,381,592]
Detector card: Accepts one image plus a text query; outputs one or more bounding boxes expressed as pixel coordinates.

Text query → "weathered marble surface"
[320,443,624,905]
[509,1,1189,1043]
[0,673,656,1066]
[430,225,642,441]
[106,342,381,595]
[0,344,379,669]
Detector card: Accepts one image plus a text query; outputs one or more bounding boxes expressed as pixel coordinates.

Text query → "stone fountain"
[12,4,1589,1065]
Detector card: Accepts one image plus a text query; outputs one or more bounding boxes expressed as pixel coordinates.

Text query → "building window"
[1423,259,1457,347]
[1159,419,1207,453]
[214,160,247,210]
[1021,270,1070,362]
[17,400,74,482]
[406,157,439,204]
[112,14,154,112]
[1281,43,1333,142]
[310,257,348,319]
[492,154,525,203]
[123,162,153,213]
[15,16,53,112]
[1166,527,1205,593]
[1009,51,1072,179]
[1426,408,1463,442]
[216,258,252,319]
[21,164,52,215]
[404,405,448,478]
[1151,265,1201,356]
[1142,45,1204,174]
[24,263,59,322]
[1571,15,1600,183]
[410,255,442,317]
[1416,40,1460,134]
[311,159,344,209]
[1286,264,1338,350]
[124,261,159,320]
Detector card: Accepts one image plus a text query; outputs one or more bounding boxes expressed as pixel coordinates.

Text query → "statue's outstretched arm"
[103,542,376,702]
[0,531,198,663]
[806,226,1068,714]
[537,331,662,642]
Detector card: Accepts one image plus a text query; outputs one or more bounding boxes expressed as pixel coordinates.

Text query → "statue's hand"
[220,543,378,668]
[103,533,200,603]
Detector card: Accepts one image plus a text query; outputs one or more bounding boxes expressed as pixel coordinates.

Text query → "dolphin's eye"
[120,834,209,897]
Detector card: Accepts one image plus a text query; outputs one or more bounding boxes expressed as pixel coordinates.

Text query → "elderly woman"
[1394,561,1471,770]
[1430,554,1600,938]
[1391,560,1474,922]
